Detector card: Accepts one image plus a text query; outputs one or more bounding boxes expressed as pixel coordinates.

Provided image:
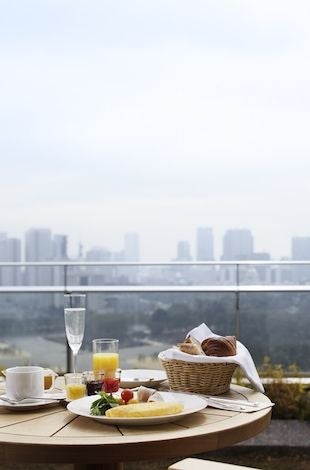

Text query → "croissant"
[201,335,236,357]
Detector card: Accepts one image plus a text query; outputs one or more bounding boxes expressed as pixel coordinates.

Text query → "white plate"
[67,391,207,425]
[0,392,66,411]
[120,369,167,388]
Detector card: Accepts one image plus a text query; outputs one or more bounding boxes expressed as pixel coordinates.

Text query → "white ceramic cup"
[5,366,45,400]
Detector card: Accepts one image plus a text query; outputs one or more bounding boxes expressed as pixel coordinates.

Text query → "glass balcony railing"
[0,260,310,375]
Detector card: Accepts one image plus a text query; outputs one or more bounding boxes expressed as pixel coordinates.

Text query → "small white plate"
[67,391,207,426]
[0,392,65,411]
[120,369,167,388]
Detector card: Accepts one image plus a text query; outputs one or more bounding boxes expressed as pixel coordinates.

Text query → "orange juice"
[93,352,119,377]
[66,383,86,401]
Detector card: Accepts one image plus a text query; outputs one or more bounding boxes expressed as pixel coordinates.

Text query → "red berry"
[121,389,134,404]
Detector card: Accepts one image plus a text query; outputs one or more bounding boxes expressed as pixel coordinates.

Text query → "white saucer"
[0,391,66,411]
[120,369,167,388]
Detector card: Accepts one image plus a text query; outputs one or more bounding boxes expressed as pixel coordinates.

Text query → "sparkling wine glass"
[64,294,86,373]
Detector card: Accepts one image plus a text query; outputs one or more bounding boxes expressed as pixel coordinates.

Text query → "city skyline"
[2,2,310,261]
[1,225,310,262]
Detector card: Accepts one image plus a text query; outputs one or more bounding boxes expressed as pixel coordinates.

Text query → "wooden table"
[0,383,272,470]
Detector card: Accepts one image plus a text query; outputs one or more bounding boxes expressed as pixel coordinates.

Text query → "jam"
[103,377,120,393]
[86,379,104,396]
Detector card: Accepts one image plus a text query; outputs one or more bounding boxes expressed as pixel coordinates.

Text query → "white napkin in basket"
[159,323,264,393]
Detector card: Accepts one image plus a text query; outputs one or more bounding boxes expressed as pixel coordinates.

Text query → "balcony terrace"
[0,261,309,469]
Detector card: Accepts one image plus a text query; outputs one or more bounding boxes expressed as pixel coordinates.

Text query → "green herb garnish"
[90,392,120,416]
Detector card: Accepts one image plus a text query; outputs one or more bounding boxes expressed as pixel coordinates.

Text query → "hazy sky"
[1,1,310,260]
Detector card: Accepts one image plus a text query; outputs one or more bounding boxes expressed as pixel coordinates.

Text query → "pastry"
[201,335,237,357]
[178,342,201,355]
[178,335,205,355]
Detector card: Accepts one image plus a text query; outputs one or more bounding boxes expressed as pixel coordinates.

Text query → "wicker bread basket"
[159,355,237,395]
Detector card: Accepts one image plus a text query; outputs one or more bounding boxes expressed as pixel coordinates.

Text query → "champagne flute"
[64,294,86,373]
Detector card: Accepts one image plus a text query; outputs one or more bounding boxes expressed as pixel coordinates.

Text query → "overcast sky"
[1,0,310,260]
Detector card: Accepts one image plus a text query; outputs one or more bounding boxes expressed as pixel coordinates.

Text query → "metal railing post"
[64,263,72,373]
[235,263,240,340]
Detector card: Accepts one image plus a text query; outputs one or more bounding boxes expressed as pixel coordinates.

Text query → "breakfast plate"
[119,369,167,388]
[67,391,207,425]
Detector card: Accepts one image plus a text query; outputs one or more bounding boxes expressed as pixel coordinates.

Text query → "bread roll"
[178,335,205,355]
[201,335,236,357]
[105,401,184,417]
[178,342,201,355]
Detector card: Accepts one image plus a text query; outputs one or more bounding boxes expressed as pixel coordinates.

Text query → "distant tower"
[25,228,53,285]
[221,229,254,260]
[25,228,52,262]
[53,234,68,260]
[292,237,310,260]
[196,227,214,261]
[291,236,310,282]
[86,246,111,261]
[0,235,22,285]
[124,233,140,261]
[176,241,192,261]
[52,234,68,292]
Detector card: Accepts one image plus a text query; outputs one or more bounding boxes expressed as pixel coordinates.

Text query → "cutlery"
[0,395,63,404]
[204,401,248,411]
[132,377,154,381]
[203,396,261,408]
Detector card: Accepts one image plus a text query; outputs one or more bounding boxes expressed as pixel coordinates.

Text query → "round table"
[0,383,272,470]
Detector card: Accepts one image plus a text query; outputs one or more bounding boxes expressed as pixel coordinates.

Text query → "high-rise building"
[124,233,140,261]
[52,234,68,294]
[85,246,111,262]
[291,236,310,283]
[0,235,22,285]
[25,228,53,285]
[292,237,310,260]
[221,229,254,260]
[220,229,254,283]
[196,227,214,261]
[85,246,113,289]
[53,234,68,260]
[176,240,192,261]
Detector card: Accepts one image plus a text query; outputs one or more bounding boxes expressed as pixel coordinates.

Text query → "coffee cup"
[5,366,45,400]
[44,368,57,391]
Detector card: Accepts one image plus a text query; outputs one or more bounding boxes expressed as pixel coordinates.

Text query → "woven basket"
[160,357,237,395]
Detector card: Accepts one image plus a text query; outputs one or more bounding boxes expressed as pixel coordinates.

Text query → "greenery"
[235,356,310,420]
[90,391,120,416]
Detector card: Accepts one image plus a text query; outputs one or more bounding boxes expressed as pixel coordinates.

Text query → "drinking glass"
[64,294,86,373]
[92,338,119,378]
[64,373,86,401]
[83,370,105,396]
[102,368,121,394]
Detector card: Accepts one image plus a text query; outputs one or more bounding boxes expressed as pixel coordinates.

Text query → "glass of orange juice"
[92,338,119,378]
[64,373,86,401]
